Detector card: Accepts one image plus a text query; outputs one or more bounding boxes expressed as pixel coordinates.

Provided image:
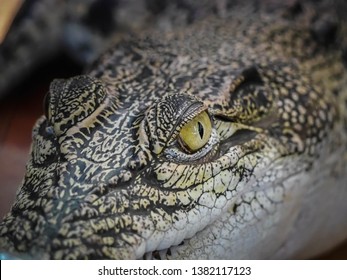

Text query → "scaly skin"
[0,1,347,259]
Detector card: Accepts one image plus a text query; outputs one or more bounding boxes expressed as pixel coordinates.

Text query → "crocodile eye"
[178,111,212,153]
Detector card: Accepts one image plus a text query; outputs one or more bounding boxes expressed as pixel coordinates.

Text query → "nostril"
[44,125,55,136]
[42,91,56,137]
[43,91,51,120]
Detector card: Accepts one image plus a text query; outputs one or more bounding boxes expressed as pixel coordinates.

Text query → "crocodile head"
[0,13,345,259]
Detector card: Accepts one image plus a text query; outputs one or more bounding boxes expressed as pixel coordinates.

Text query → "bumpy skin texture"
[0,1,347,259]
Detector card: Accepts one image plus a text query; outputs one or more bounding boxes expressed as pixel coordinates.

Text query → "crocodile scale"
[0,0,347,259]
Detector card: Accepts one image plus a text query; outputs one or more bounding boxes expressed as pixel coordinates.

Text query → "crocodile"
[0,0,347,259]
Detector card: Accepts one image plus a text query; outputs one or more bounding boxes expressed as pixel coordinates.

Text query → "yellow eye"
[178,111,212,153]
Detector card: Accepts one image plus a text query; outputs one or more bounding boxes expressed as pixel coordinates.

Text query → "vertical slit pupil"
[198,121,204,139]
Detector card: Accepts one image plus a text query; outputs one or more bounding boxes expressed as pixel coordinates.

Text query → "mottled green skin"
[0,2,347,259]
